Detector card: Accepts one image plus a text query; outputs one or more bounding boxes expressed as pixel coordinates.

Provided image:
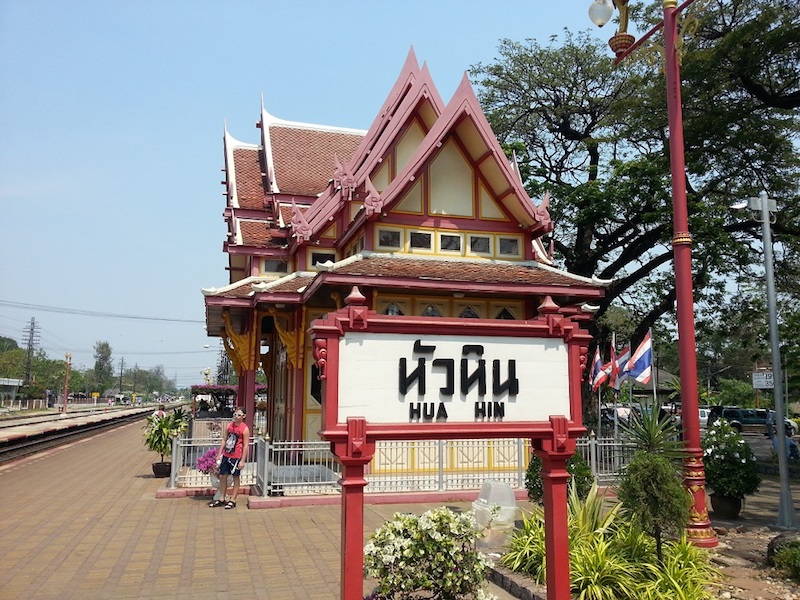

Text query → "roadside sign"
[752,371,774,389]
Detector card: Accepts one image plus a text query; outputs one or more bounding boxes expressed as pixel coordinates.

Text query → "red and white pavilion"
[202,49,607,441]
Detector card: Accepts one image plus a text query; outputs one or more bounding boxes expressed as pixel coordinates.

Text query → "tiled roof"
[239,220,273,248]
[328,254,600,288]
[277,203,310,228]
[263,274,315,293]
[270,126,363,196]
[205,274,316,300]
[232,148,265,209]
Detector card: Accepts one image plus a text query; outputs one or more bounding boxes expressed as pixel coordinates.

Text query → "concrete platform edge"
[155,483,529,508]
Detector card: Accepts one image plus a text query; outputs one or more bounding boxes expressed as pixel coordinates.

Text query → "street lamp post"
[589,0,717,546]
[732,190,797,529]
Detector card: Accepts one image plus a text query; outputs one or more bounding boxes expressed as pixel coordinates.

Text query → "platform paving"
[3,418,799,599]
[0,420,519,599]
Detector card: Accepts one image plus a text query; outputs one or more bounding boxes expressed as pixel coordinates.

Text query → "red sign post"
[310,287,592,600]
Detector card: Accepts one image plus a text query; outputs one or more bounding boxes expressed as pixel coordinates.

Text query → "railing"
[169,432,636,495]
[169,436,258,489]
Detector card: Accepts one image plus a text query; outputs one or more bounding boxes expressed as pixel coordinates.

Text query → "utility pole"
[63,353,71,414]
[119,357,125,396]
[23,317,40,384]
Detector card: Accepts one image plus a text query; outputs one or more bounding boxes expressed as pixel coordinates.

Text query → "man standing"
[209,408,250,509]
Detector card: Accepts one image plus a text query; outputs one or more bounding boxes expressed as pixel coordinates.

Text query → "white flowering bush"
[363,506,496,600]
[701,419,760,500]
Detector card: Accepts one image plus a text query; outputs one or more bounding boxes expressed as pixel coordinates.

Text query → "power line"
[0,300,204,324]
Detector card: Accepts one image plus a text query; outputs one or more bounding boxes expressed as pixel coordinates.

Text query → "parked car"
[699,407,710,428]
[707,405,797,436]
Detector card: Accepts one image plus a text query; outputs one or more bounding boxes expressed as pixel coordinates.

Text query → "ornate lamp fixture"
[588,0,634,56]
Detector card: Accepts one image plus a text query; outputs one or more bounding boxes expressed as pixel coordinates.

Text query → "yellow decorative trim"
[330,291,342,310]
[663,0,677,8]
[267,307,303,369]
[673,231,692,246]
[686,527,717,539]
[221,310,259,376]
[689,506,709,522]
[615,0,630,34]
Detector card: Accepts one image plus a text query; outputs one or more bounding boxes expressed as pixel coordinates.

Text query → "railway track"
[0,411,147,466]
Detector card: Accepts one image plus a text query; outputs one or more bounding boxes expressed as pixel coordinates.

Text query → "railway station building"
[201,49,607,443]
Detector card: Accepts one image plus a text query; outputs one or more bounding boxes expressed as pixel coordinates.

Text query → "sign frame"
[752,371,774,390]
[308,287,592,600]
[310,289,591,443]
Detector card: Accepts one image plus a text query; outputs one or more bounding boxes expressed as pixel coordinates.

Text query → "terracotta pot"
[711,494,743,519]
[152,461,171,478]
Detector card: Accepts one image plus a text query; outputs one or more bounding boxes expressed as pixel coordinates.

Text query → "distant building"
[0,378,24,404]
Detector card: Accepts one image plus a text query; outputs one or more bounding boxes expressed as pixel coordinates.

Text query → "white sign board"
[337,333,570,424]
[752,371,774,389]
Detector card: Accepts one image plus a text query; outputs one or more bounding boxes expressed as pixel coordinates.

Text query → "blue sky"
[0,1,611,387]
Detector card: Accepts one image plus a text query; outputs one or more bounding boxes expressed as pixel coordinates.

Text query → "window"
[439,233,462,252]
[345,236,365,258]
[409,231,432,250]
[421,304,442,317]
[311,252,336,267]
[377,229,402,249]
[495,307,517,320]
[459,306,480,318]
[498,237,521,257]
[263,260,288,273]
[384,303,404,316]
[468,235,491,255]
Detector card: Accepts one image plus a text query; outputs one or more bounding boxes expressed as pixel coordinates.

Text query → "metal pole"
[759,190,797,529]
[662,0,716,546]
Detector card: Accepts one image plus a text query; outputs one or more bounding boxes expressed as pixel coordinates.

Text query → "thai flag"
[612,345,631,391]
[590,347,607,390]
[626,332,653,384]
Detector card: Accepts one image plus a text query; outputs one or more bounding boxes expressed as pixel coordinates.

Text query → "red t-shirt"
[223,422,247,459]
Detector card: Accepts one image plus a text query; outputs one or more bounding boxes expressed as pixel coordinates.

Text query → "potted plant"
[143,411,188,478]
[196,447,222,500]
[701,419,761,518]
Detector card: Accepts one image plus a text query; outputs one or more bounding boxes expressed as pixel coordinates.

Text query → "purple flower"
[196,448,220,474]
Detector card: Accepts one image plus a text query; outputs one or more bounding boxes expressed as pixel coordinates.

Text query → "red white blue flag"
[590,346,607,390]
[625,331,653,384]
[612,345,631,390]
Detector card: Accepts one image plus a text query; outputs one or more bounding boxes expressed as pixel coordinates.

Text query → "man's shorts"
[219,456,242,476]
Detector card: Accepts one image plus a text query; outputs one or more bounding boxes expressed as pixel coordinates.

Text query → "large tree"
[471,0,799,354]
[92,341,114,394]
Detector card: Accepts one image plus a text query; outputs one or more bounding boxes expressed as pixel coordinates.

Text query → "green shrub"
[525,451,593,503]
[774,543,800,582]
[502,483,718,599]
[701,420,760,499]
[643,536,720,599]
[363,506,496,600]
[616,451,691,563]
[620,400,685,462]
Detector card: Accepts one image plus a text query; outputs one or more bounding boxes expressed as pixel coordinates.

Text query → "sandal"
[208,499,224,508]
[224,500,236,510]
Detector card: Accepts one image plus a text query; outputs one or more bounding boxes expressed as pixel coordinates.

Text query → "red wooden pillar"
[332,418,374,600]
[239,368,256,432]
[533,416,574,600]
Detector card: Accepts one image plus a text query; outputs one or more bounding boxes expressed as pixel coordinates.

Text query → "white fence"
[168,428,636,497]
